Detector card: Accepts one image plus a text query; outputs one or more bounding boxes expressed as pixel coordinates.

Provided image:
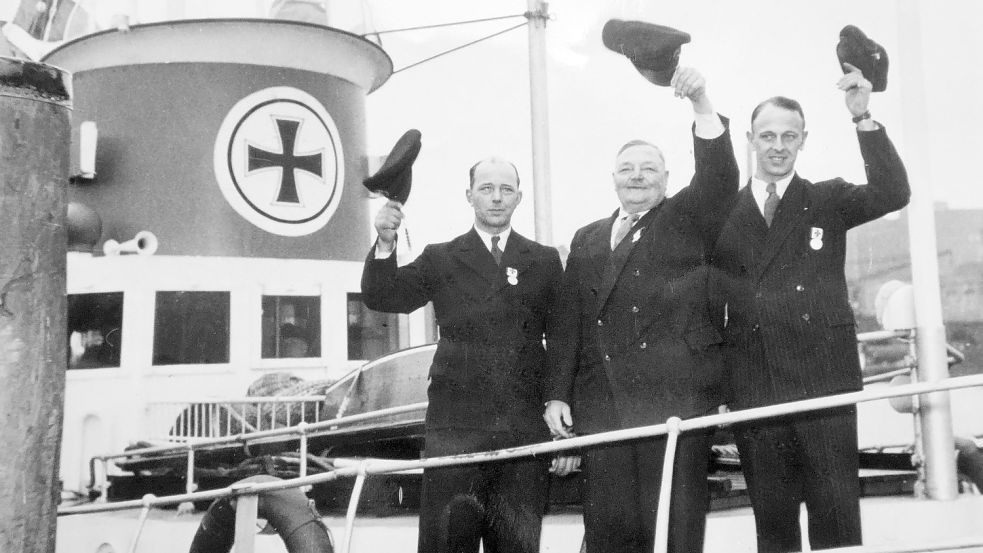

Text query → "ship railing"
[144,395,329,443]
[62,372,983,553]
[86,401,429,504]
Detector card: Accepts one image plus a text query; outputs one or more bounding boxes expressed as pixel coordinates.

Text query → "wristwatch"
[852,110,872,124]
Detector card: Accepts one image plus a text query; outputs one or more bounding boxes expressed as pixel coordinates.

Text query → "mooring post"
[0,57,72,553]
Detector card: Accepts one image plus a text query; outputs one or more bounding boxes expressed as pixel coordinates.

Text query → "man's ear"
[800,130,809,150]
[465,187,473,206]
[746,130,754,143]
[515,189,523,205]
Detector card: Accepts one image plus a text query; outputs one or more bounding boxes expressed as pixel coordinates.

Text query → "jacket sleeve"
[546,229,585,404]
[359,242,436,314]
[675,115,741,247]
[835,123,911,229]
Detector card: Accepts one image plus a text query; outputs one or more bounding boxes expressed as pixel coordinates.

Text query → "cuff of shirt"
[694,111,725,139]
[374,241,395,259]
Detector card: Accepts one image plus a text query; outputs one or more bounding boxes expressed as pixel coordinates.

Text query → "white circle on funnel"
[214,86,344,236]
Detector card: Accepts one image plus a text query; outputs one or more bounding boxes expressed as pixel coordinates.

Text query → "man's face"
[612,144,669,213]
[466,160,522,233]
[748,104,808,181]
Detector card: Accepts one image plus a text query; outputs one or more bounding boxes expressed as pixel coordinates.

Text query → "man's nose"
[491,188,503,201]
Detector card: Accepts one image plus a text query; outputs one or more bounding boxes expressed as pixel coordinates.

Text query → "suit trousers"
[734,405,861,553]
[417,429,550,553]
[581,429,712,553]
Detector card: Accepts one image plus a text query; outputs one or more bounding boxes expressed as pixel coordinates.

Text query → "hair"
[469,158,520,188]
[750,96,806,128]
[615,139,666,166]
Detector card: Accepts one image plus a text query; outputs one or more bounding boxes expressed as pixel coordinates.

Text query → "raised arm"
[834,63,910,227]
[670,68,740,243]
[360,201,436,313]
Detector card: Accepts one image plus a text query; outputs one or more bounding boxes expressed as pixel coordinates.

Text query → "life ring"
[188,475,333,553]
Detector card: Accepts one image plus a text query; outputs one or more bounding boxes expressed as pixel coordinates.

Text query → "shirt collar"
[474,226,511,252]
[751,174,794,199]
[616,208,650,221]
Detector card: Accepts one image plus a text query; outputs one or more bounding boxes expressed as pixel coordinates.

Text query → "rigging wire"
[363,13,525,37]
[390,21,528,76]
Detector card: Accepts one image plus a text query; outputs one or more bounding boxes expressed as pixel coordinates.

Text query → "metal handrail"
[98,401,428,462]
[61,372,983,512]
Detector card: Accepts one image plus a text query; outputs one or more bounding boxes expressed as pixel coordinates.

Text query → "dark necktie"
[612,213,640,250]
[491,235,503,265]
[763,182,779,228]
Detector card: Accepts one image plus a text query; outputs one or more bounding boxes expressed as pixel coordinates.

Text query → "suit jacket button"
[795,285,805,292]
[634,269,640,277]
[752,324,760,332]
[597,319,604,327]
[604,354,611,361]
[640,342,647,349]
[755,292,763,300]
[802,313,810,321]
[631,306,639,313]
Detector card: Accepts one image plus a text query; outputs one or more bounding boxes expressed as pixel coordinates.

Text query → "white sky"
[7,0,982,249]
[355,0,983,249]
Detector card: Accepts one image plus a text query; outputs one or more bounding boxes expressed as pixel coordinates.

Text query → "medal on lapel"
[632,227,644,243]
[506,266,518,286]
[810,227,824,250]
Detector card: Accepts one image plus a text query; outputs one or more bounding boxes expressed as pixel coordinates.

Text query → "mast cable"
[363,13,525,36]
[391,22,527,75]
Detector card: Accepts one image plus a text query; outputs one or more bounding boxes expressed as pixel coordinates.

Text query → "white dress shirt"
[609,209,650,250]
[694,111,726,140]
[473,226,511,254]
[750,174,794,216]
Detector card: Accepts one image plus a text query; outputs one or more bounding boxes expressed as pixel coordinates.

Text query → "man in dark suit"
[361,157,566,553]
[544,67,739,553]
[712,65,910,552]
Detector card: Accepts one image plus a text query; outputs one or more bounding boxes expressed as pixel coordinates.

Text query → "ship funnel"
[103,230,158,256]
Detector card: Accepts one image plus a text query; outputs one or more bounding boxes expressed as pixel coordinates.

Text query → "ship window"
[152,291,230,365]
[68,292,123,370]
[261,295,321,358]
[347,293,400,361]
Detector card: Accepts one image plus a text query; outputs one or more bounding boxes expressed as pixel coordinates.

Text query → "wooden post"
[0,57,72,553]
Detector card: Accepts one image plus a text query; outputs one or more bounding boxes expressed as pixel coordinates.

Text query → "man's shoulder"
[511,231,560,258]
[422,230,473,253]
[579,216,612,234]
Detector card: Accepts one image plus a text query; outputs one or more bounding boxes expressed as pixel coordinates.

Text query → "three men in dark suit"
[361,158,565,553]
[544,67,739,553]
[712,65,910,552]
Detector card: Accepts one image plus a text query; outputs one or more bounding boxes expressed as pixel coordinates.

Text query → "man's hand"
[550,454,582,477]
[671,66,713,115]
[544,400,575,439]
[838,62,873,122]
[374,200,404,253]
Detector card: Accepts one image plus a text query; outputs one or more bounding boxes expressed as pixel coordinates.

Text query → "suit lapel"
[450,229,498,284]
[595,206,659,317]
[491,232,534,294]
[733,184,768,241]
[752,177,809,283]
[584,214,615,284]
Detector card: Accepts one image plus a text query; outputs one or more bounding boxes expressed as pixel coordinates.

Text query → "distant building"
[847,204,983,324]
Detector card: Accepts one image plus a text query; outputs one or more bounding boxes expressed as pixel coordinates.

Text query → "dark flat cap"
[602,19,690,86]
[363,129,422,205]
[837,25,888,92]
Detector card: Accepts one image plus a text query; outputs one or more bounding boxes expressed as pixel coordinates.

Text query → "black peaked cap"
[362,129,422,205]
[602,19,690,86]
[837,25,888,92]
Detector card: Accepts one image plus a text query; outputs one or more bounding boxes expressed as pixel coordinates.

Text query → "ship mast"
[897,0,958,500]
[526,0,554,245]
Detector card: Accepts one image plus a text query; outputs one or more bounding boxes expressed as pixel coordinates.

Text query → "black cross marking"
[247,118,323,204]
